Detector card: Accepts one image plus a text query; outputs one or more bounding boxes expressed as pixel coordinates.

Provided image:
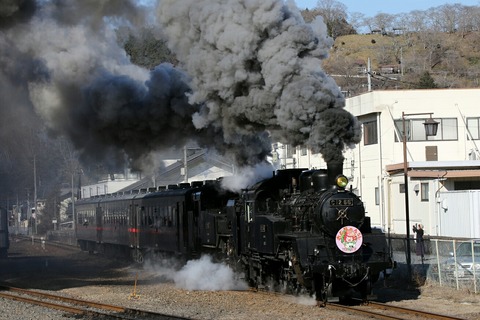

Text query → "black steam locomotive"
[75,163,394,304]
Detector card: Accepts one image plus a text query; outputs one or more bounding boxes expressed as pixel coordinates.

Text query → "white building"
[292,89,480,238]
[80,149,235,198]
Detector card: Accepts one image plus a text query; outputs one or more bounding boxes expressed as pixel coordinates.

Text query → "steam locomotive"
[75,162,394,304]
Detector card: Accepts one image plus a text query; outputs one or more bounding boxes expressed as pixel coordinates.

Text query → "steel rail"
[0,291,125,319]
[364,300,466,320]
[0,285,192,320]
[328,300,467,320]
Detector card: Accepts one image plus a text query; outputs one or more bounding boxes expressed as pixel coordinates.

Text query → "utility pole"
[367,58,372,92]
[33,155,37,235]
[184,145,188,183]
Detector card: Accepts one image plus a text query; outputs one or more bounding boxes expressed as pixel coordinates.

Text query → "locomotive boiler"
[229,162,394,304]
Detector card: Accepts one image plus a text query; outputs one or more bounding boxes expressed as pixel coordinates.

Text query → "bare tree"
[457,6,480,34]
[315,0,353,38]
[436,4,463,33]
[371,13,395,34]
[348,12,366,34]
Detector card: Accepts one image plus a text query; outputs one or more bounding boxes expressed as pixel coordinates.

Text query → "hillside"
[323,32,480,96]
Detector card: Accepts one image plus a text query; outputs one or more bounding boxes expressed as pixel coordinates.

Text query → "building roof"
[386,161,480,178]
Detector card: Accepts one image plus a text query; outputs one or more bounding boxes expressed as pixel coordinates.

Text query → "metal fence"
[45,229,77,246]
[389,236,480,293]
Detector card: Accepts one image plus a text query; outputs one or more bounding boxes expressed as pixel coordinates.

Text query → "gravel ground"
[1,236,480,320]
[0,296,71,320]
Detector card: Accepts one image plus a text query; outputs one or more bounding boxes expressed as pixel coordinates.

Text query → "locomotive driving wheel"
[314,274,331,307]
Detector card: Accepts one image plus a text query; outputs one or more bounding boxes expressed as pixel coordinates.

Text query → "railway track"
[327,299,467,320]
[0,285,192,320]
[12,234,79,251]
[251,287,466,320]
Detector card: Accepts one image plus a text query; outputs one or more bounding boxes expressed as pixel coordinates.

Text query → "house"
[291,89,480,238]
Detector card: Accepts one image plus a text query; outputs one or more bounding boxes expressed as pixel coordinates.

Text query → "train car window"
[148,208,153,227]
[174,203,180,227]
[166,206,170,227]
[168,206,175,227]
[157,207,162,227]
[256,200,266,213]
[192,192,203,210]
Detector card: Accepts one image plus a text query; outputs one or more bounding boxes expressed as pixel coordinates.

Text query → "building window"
[363,120,378,145]
[399,184,405,193]
[301,146,307,156]
[286,144,295,157]
[421,183,429,201]
[375,187,380,205]
[427,118,457,141]
[467,117,480,140]
[454,181,480,190]
[394,118,458,142]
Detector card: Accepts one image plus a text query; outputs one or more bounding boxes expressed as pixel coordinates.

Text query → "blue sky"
[294,0,480,17]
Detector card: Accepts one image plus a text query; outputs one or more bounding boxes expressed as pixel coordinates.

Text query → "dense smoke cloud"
[157,0,361,164]
[0,0,360,181]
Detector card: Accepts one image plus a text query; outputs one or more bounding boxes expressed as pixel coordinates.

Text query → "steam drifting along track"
[0,285,192,320]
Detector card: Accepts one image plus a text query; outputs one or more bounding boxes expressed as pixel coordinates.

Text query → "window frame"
[394,118,458,142]
[421,182,429,202]
[363,120,378,145]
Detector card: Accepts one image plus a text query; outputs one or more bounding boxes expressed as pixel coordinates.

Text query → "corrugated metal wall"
[439,190,480,238]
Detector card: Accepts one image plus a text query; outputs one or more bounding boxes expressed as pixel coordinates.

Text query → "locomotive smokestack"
[327,161,343,185]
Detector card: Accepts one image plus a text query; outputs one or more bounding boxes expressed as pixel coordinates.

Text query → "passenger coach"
[76,182,232,263]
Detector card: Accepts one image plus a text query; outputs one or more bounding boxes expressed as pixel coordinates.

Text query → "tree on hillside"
[370,13,395,34]
[416,71,438,89]
[313,0,356,38]
[348,12,366,33]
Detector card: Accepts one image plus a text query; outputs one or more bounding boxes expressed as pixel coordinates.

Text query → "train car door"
[95,205,103,244]
[128,203,141,250]
[176,202,182,253]
[188,191,201,256]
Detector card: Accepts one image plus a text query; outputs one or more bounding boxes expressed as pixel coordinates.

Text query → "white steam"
[174,255,248,291]
[144,254,248,291]
[221,162,276,192]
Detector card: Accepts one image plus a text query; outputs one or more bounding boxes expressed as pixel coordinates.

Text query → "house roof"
[116,149,234,193]
[386,161,480,178]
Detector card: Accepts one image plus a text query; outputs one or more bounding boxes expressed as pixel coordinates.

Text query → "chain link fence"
[389,236,480,293]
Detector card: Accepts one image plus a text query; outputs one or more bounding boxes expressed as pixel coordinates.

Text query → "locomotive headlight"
[336,175,348,189]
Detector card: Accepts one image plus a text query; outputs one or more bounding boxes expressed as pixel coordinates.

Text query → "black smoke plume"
[0,0,360,179]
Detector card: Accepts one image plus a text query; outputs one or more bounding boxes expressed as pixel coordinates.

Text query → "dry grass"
[323,31,480,92]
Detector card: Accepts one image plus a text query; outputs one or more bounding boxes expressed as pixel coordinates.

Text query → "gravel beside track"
[0,296,70,320]
[1,235,480,320]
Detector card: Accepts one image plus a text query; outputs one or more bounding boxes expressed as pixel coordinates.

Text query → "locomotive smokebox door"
[315,192,365,237]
